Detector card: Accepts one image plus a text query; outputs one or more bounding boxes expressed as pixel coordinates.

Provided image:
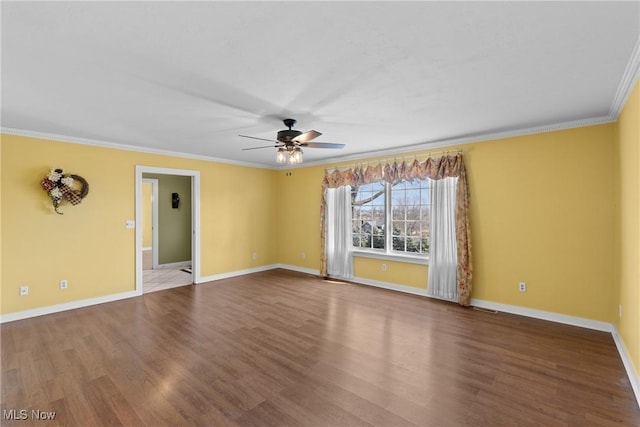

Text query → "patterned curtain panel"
[320,153,472,306]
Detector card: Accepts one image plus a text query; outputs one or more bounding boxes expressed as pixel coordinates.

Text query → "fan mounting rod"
[278,118,302,143]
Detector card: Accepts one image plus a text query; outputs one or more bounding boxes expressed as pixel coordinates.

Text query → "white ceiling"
[2,1,639,168]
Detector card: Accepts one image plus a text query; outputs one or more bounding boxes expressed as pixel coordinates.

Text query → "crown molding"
[0,127,276,170]
[609,36,640,120]
[283,114,614,170]
[0,112,617,173]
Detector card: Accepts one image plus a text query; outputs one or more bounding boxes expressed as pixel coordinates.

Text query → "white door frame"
[135,166,201,294]
[142,178,159,269]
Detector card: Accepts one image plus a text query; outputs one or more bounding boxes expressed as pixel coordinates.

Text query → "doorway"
[135,166,200,294]
[141,177,191,292]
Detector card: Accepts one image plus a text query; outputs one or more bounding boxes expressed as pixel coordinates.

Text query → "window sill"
[352,250,429,265]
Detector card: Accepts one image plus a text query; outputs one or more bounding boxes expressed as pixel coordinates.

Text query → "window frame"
[351,180,430,265]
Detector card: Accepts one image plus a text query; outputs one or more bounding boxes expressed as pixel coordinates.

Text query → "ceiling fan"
[240,118,345,164]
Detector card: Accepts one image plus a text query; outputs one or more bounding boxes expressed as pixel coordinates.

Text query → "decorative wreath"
[40,168,90,215]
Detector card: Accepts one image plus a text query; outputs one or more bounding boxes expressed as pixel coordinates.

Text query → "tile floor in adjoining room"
[142,250,192,293]
[143,268,193,293]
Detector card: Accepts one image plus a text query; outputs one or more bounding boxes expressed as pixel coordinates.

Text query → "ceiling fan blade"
[300,142,346,149]
[241,145,280,151]
[239,135,279,143]
[292,130,321,143]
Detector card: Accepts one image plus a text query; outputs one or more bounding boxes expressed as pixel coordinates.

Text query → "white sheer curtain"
[325,186,354,279]
[427,177,459,301]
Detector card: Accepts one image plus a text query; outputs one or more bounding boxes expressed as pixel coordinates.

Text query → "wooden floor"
[2,269,639,426]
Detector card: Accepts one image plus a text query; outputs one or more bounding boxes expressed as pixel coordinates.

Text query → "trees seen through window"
[352,179,430,255]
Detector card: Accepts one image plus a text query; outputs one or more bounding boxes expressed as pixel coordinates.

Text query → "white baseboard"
[612,325,640,405]
[197,264,280,283]
[470,298,614,332]
[0,290,140,323]
[275,264,320,276]
[352,276,429,297]
[0,264,283,323]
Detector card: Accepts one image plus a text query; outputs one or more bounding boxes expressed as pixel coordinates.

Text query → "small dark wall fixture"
[171,193,180,209]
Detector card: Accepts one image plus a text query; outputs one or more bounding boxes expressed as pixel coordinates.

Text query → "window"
[352,179,430,256]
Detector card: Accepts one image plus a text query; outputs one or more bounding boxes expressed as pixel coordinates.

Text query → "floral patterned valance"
[322,154,467,188]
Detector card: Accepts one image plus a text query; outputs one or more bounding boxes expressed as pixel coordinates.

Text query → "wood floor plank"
[1,269,639,426]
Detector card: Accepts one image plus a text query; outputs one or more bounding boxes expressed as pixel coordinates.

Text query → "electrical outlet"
[381,264,387,272]
[252,252,257,260]
[619,304,623,318]
[60,279,68,289]
[20,285,29,296]
[518,282,526,292]
[301,252,306,259]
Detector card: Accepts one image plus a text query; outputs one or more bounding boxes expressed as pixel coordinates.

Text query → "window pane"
[421,187,430,203]
[421,236,430,253]
[362,233,372,249]
[420,206,429,221]
[371,207,384,222]
[405,189,421,205]
[407,238,422,253]
[392,236,406,251]
[392,206,405,220]
[352,182,385,250]
[392,220,405,236]
[406,220,420,236]
[392,187,406,205]
[390,178,430,255]
[406,206,420,221]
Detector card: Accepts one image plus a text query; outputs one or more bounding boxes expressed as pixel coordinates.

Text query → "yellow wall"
[468,125,615,321]
[276,167,325,269]
[354,257,428,289]
[0,135,3,311]
[0,134,278,314]
[278,124,617,322]
[142,181,153,248]
[615,78,640,378]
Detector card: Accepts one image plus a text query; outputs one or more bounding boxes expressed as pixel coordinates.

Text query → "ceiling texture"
[2,1,639,168]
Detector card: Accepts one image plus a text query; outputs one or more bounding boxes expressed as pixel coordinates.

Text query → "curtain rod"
[324,149,463,172]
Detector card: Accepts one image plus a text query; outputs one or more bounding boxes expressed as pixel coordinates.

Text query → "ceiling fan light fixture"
[276,147,287,164]
[288,147,303,165]
[240,118,343,164]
